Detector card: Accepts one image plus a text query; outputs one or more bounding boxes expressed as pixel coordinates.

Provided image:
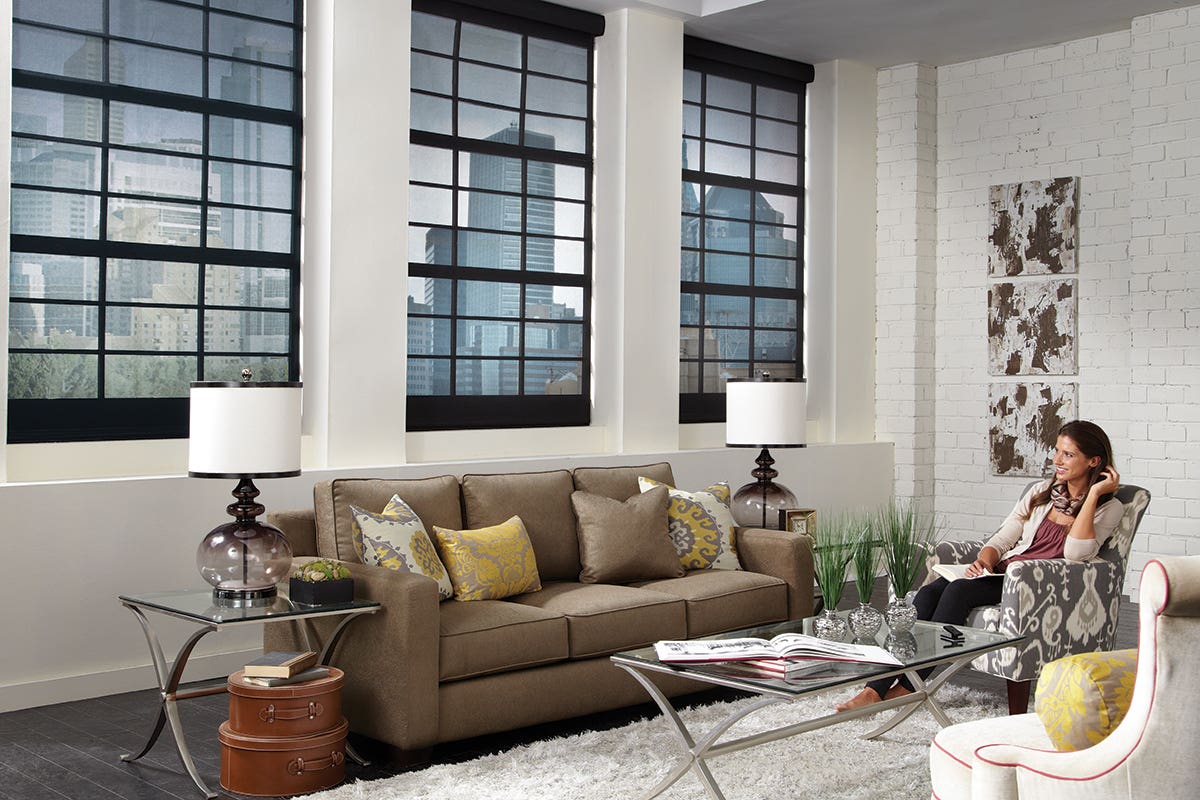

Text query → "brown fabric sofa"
[264,462,814,759]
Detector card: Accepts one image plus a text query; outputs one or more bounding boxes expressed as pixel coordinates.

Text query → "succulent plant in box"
[289,558,354,605]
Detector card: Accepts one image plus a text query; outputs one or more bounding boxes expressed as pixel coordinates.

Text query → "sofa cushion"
[351,496,454,599]
[434,516,542,602]
[1035,648,1138,751]
[439,599,568,682]
[461,470,579,581]
[639,478,741,571]
[315,476,462,563]
[631,570,788,636]
[571,486,683,584]
[572,462,675,501]
[929,712,1053,800]
[509,581,686,658]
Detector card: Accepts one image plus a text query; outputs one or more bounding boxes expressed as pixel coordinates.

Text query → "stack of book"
[653,633,903,673]
[241,650,330,687]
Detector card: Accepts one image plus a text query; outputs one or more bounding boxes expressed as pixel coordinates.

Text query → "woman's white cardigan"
[983,478,1124,563]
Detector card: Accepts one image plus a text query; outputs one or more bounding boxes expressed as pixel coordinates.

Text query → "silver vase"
[885,631,918,660]
[813,608,850,642]
[885,597,918,634]
[848,602,884,640]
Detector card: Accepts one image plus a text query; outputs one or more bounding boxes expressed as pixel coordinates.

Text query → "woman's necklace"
[1050,482,1085,517]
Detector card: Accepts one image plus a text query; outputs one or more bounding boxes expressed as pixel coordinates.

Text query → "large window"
[680,39,813,423]
[8,0,302,442]
[407,0,602,431]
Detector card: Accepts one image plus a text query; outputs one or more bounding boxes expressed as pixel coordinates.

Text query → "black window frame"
[406,0,603,432]
[680,37,813,424]
[8,0,303,443]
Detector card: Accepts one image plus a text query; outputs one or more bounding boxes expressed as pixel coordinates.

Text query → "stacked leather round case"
[219,667,347,796]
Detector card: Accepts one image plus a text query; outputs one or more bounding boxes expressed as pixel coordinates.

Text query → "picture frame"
[779,508,817,537]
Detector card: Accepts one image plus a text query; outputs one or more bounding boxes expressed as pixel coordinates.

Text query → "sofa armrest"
[736,527,815,620]
[266,508,320,558]
[264,557,441,752]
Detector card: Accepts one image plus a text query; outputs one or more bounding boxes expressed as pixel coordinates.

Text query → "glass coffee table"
[611,615,1023,800]
[118,589,381,798]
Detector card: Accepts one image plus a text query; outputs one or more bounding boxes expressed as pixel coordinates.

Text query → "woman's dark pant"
[864,575,1004,697]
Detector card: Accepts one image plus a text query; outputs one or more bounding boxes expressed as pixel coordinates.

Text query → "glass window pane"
[755,361,797,379]
[410,185,453,226]
[753,329,796,361]
[107,259,198,303]
[112,103,203,151]
[208,162,293,210]
[13,25,104,80]
[14,0,104,31]
[683,104,701,138]
[456,319,518,355]
[12,189,100,238]
[209,116,293,164]
[705,220,751,251]
[457,231,522,270]
[526,115,585,154]
[754,257,796,289]
[683,70,701,103]
[681,250,700,282]
[527,286,583,321]
[459,102,520,141]
[706,108,750,145]
[108,197,202,244]
[755,223,798,251]
[205,309,289,353]
[110,149,202,199]
[408,277,450,314]
[460,62,521,108]
[10,254,99,301]
[8,353,98,399]
[110,0,202,50]
[528,162,583,200]
[412,52,453,96]
[527,76,587,117]
[757,85,798,122]
[111,42,203,96]
[704,295,750,326]
[528,38,586,81]
[106,306,197,350]
[755,297,796,327]
[680,295,700,326]
[412,11,454,55]
[207,207,292,252]
[680,326,700,358]
[757,118,798,154]
[527,236,583,274]
[461,23,521,69]
[704,253,749,284]
[206,265,290,307]
[12,138,101,191]
[409,226,453,264]
[680,359,700,393]
[412,93,453,136]
[211,0,294,23]
[549,200,584,238]
[209,13,293,67]
[407,357,450,396]
[458,191,520,231]
[105,354,195,397]
[524,322,582,356]
[209,59,293,110]
[706,142,750,178]
[757,192,798,225]
[204,355,289,382]
[411,145,453,185]
[456,358,520,395]
[704,362,749,393]
[457,280,520,317]
[10,300,99,347]
[756,151,797,184]
[13,89,102,141]
[707,75,751,112]
[459,151,521,190]
[683,139,700,171]
[705,328,749,359]
[525,361,582,395]
[704,186,752,220]
[408,316,450,356]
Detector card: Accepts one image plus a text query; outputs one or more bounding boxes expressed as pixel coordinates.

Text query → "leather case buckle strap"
[287,751,345,775]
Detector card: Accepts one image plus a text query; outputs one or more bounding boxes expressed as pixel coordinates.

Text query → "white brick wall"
[878,7,1200,597]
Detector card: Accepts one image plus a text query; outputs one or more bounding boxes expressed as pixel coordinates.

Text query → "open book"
[654,633,902,666]
[929,563,994,582]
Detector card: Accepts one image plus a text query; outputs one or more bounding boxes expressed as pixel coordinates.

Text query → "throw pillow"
[571,485,683,584]
[1035,648,1138,751]
[433,515,542,601]
[638,477,741,571]
[350,495,454,600]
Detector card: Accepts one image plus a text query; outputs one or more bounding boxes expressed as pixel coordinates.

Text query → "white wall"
[0,6,889,711]
[876,5,1200,597]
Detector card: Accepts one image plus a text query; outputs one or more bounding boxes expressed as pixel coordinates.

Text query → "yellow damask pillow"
[1035,649,1138,751]
[638,477,740,571]
[433,516,542,602]
[350,495,454,600]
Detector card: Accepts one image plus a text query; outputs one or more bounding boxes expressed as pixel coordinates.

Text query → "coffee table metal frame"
[611,617,1023,800]
[118,589,381,799]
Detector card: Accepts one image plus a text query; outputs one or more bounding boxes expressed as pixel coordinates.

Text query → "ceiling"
[559,0,1191,67]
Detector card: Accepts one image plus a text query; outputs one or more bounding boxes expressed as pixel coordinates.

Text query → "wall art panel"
[988,177,1078,277]
[987,279,1077,376]
[989,382,1078,477]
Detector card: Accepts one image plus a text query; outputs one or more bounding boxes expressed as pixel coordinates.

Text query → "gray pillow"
[571,485,683,584]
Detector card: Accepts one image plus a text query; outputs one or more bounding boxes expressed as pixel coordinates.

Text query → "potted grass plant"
[874,497,941,634]
[848,526,884,641]
[811,511,858,641]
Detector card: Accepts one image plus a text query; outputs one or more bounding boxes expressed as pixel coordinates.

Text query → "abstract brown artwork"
[987,279,1077,376]
[988,177,1078,277]
[989,383,1078,476]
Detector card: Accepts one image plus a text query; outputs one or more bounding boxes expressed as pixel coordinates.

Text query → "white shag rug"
[300,685,1002,800]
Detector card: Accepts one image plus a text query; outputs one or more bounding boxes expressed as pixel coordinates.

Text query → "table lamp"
[725,375,806,529]
[189,370,302,601]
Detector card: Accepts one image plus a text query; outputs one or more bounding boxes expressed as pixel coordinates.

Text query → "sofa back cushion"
[461,470,578,581]
[314,476,462,562]
[571,462,674,501]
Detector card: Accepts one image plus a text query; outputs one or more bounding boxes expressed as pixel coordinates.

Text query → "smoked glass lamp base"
[731,480,798,529]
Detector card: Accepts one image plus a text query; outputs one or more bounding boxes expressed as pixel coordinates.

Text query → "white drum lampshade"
[190,373,302,601]
[725,377,806,529]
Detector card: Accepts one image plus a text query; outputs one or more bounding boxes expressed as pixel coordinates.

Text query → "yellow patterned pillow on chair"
[1035,648,1138,751]
[350,495,454,600]
[433,516,542,601]
[637,477,740,571]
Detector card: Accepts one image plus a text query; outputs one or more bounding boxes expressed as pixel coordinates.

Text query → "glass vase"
[848,602,883,641]
[813,608,850,642]
[885,597,918,634]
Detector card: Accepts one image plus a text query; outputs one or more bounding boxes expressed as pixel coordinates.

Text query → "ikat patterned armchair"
[925,483,1150,714]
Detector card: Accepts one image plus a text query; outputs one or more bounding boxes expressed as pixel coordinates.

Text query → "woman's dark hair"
[1032,420,1116,508]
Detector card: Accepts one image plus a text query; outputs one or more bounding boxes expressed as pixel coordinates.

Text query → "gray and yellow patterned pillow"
[1035,648,1138,751]
[433,515,542,602]
[637,477,740,571]
[350,494,454,600]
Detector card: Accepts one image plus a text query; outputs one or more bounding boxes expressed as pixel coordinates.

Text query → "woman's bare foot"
[835,687,882,712]
[883,685,914,701]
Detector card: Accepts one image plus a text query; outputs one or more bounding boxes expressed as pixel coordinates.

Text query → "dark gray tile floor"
[1,587,1138,800]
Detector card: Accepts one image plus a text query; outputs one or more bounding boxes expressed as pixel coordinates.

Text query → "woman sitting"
[836,419,1124,712]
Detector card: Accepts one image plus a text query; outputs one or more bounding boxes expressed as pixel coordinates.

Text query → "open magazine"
[654,633,902,666]
[929,563,994,582]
